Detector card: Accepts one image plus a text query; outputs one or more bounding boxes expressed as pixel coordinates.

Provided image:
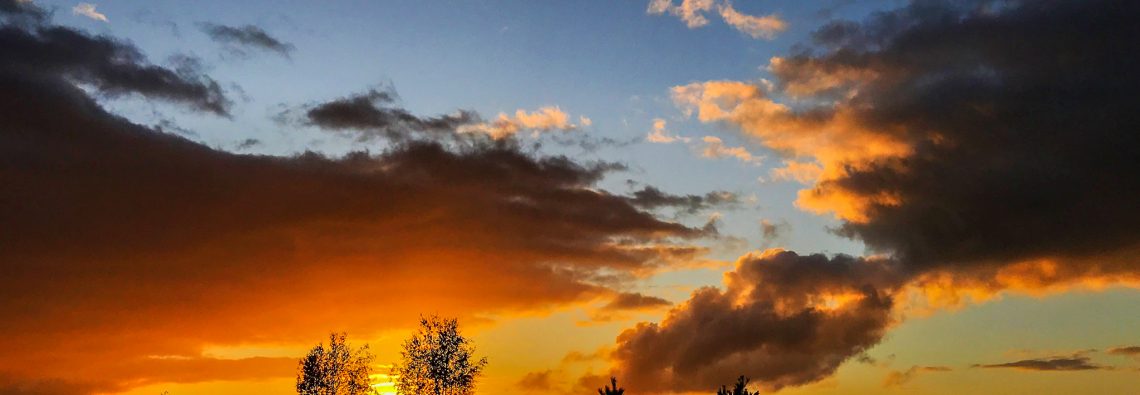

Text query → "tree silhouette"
[296,332,377,395]
[598,376,624,395]
[716,376,759,395]
[394,315,487,395]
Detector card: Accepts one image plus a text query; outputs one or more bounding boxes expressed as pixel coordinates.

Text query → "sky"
[1,0,1139,394]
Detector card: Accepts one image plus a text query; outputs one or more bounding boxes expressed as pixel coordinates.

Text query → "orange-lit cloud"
[768,159,822,184]
[0,6,713,392]
[647,0,787,40]
[696,136,762,164]
[459,106,584,139]
[608,250,904,392]
[614,0,1140,392]
[645,118,690,144]
[647,0,715,28]
[718,2,786,40]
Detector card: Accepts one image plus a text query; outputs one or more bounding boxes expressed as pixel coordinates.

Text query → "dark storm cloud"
[0,8,710,394]
[0,0,47,23]
[627,186,738,214]
[613,1,1140,390]
[781,0,1140,270]
[198,23,294,58]
[611,250,904,392]
[0,3,230,115]
[301,88,479,140]
[975,356,1108,371]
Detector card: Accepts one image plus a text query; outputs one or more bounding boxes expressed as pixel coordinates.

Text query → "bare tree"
[296,332,377,395]
[598,376,624,395]
[394,315,487,395]
[716,376,759,395]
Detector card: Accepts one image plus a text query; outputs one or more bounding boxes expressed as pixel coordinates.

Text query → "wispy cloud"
[198,23,295,59]
[645,119,759,164]
[975,356,1108,371]
[646,118,690,143]
[1108,346,1140,357]
[647,0,786,40]
[697,136,761,164]
[718,1,786,39]
[882,366,952,388]
[458,106,584,139]
[71,3,107,22]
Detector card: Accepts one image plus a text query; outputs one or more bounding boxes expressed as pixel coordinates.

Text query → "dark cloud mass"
[612,0,1140,391]
[0,4,708,393]
[627,186,739,215]
[975,356,1108,371]
[302,88,479,141]
[0,3,229,115]
[798,0,1140,271]
[624,186,738,215]
[199,23,295,58]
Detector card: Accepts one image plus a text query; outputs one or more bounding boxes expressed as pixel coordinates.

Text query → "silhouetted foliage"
[598,376,624,395]
[394,315,487,395]
[297,332,377,395]
[716,376,758,395]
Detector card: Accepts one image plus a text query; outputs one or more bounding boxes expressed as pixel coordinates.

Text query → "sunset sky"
[2,0,1139,394]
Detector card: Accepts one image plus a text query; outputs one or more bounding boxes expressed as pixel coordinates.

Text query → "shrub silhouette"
[296,332,377,395]
[716,376,758,395]
[393,315,487,395]
[598,376,624,395]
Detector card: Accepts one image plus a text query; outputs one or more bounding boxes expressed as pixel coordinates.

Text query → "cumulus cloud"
[647,0,785,39]
[0,6,712,393]
[882,365,951,388]
[610,250,905,392]
[198,23,295,58]
[71,2,106,22]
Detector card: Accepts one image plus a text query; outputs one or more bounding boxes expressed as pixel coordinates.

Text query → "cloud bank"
[0,3,715,392]
[610,0,1140,391]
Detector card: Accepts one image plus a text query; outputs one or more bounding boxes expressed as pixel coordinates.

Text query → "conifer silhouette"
[598,376,624,395]
[716,376,758,395]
